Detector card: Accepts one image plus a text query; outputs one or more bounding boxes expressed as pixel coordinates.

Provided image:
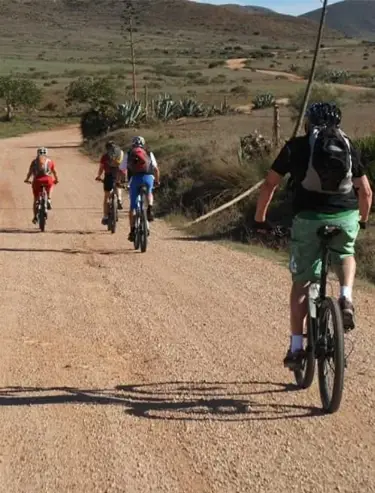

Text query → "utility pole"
[292,0,329,137]
[123,0,137,101]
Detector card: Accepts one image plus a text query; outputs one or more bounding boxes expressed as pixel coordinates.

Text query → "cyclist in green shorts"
[253,102,373,369]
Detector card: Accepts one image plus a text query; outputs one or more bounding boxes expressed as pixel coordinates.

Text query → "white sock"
[340,286,352,302]
[291,335,303,353]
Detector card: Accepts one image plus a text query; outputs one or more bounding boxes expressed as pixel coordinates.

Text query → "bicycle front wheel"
[317,297,345,414]
[39,203,46,232]
[110,195,117,234]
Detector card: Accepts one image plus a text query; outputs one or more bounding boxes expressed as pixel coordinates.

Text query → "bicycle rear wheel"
[110,194,117,234]
[294,314,316,389]
[133,210,141,250]
[317,297,345,413]
[140,193,148,253]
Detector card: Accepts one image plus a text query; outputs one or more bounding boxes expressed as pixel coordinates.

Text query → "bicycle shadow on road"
[0,380,322,421]
[0,246,135,255]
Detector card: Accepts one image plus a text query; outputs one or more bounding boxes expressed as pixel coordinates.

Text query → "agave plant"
[116,101,145,127]
[252,92,275,110]
[153,93,179,121]
[178,98,205,117]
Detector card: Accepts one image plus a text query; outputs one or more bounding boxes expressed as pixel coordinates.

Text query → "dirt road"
[226,58,374,93]
[1,127,375,493]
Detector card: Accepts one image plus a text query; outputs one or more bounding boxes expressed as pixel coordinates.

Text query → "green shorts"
[289,210,360,283]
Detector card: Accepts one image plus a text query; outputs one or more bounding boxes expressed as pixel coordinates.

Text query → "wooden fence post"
[273,103,280,148]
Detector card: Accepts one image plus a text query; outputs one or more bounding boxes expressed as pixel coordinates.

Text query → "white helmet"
[131,136,145,148]
[37,147,48,156]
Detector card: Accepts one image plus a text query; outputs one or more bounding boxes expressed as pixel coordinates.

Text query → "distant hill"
[0,0,343,45]
[220,4,275,14]
[301,0,375,40]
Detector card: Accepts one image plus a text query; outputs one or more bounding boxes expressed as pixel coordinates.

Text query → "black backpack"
[300,126,353,195]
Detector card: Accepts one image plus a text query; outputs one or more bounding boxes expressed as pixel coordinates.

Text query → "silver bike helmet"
[131,136,145,148]
[37,147,48,156]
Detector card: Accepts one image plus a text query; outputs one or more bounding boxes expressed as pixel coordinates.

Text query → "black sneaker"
[118,201,123,210]
[147,206,154,222]
[101,217,108,226]
[339,297,355,332]
[47,199,52,210]
[32,217,37,224]
[283,349,305,370]
[128,230,135,242]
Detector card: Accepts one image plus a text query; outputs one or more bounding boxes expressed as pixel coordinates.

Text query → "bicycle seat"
[138,185,148,194]
[316,225,343,240]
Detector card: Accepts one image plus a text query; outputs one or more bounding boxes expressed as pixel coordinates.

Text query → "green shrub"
[288,84,343,120]
[252,93,275,109]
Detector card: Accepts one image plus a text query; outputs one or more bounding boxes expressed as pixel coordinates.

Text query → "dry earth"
[0,127,374,492]
[226,58,374,93]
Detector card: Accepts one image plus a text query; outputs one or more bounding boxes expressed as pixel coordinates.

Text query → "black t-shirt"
[271,133,365,214]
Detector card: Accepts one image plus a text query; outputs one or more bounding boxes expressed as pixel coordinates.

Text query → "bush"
[208,60,225,69]
[66,76,116,109]
[288,84,343,120]
[252,93,275,109]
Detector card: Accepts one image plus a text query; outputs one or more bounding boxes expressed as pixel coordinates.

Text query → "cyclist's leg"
[327,210,360,329]
[286,215,322,366]
[116,170,123,208]
[45,176,54,208]
[102,173,113,223]
[128,175,141,240]
[143,174,155,221]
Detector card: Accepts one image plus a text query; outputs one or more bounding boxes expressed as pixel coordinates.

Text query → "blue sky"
[189,1,342,16]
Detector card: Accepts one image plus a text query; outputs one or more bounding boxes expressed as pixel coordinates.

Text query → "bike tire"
[140,194,148,253]
[294,315,316,389]
[317,297,345,414]
[110,194,117,234]
[134,211,141,250]
[39,203,46,232]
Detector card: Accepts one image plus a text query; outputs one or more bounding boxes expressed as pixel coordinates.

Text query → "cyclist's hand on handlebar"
[253,219,272,232]
[24,179,31,184]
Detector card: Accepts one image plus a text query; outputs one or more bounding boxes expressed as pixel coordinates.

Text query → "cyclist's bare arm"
[154,166,160,184]
[24,164,33,182]
[254,170,283,222]
[96,161,105,179]
[52,166,59,183]
[353,175,373,223]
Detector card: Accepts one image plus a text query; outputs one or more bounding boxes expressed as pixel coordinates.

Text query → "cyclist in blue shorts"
[119,136,160,241]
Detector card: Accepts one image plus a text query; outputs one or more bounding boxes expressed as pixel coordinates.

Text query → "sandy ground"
[0,126,374,493]
[226,58,374,93]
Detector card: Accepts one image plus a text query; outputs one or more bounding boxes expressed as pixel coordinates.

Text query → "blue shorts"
[129,174,154,210]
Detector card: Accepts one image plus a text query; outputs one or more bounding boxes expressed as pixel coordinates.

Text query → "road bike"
[294,224,346,414]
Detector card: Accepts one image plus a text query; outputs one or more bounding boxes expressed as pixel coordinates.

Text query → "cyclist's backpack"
[127,147,152,174]
[32,158,52,177]
[301,126,353,195]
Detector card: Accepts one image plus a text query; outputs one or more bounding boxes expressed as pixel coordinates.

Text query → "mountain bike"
[25,181,49,232]
[36,185,48,232]
[133,184,149,253]
[96,178,123,234]
[294,225,346,414]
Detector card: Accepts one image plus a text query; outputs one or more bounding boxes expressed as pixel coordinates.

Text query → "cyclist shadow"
[0,380,322,421]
